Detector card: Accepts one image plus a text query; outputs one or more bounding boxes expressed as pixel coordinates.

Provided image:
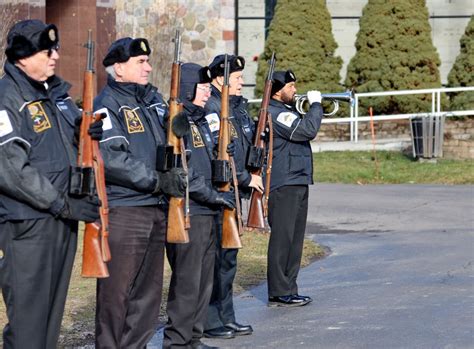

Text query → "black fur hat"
[180,63,212,102]
[271,69,297,96]
[5,20,59,63]
[102,37,151,67]
[208,54,245,78]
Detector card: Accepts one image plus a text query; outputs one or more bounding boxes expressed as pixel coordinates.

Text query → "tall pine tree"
[345,0,442,114]
[254,0,343,113]
[447,16,474,111]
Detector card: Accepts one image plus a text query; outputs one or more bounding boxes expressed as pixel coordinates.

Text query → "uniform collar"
[107,75,157,105]
[4,61,70,102]
[183,99,206,123]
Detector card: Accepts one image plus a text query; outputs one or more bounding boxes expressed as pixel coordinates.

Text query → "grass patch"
[0,226,324,347]
[313,151,474,184]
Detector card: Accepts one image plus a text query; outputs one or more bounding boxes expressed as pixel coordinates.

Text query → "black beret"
[271,69,297,96]
[5,20,59,63]
[180,63,212,102]
[209,54,245,78]
[102,37,151,67]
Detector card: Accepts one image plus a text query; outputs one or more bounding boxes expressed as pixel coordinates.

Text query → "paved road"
[149,184,474,348]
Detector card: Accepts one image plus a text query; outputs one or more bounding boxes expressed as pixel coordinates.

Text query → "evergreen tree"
[254,0,343,114]
[447,16,474,111]
[345,0,442,114]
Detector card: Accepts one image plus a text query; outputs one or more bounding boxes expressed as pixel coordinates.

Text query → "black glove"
[226,141,236,157]
[88,118,104,140]
[156,168,187,197]
[211,191,236,209]
[57,196,100,222]
[74,115,105,142]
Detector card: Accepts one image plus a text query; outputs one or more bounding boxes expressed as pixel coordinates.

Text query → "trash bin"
[409,114,445,159]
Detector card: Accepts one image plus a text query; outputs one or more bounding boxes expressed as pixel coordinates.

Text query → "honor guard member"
[267,70,323,307]
[0,20,102,348]
[203,55,263,339]
[94,37,186,348]
[163,63,236,349]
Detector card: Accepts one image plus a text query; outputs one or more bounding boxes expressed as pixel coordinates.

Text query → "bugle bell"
[294,90,354,116]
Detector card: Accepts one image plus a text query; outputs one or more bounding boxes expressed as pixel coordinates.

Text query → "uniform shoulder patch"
[0,110,13,137]
[276,112,298,128]
[123,108,145,133]
[205,113,220,133]
[95,108,112,131]
[28,102,51,133]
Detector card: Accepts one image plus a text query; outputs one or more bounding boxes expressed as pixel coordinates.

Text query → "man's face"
[277,81,297,104]
[17,47,59,82]
[193,83,211,108]
[229,71,244,96]
[115,55,152,85]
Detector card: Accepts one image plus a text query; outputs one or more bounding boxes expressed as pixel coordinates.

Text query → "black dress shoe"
[224,321,253,336]
[293,294,313,303]
[203,326,235,339]
[268,295,311,307]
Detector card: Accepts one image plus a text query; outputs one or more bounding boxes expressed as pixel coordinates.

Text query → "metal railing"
[248,86,474,142]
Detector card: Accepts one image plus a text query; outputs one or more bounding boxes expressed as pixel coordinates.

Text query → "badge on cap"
[48,28,56,42]
[205,69,212,79]
[236,57,243,68]
[140,41,147,53]
[289,71,295,80]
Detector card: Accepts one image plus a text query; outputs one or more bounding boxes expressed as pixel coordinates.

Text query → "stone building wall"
[115,0,235,96]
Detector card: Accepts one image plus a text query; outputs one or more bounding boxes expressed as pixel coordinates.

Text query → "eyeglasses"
[40,44,60,57]
[196,85,211,92]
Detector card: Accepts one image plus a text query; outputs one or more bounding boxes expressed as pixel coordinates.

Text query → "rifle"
[246,52,276,230]
[215,55,242,249]
[162,29,190,243]
[71,30,111,278]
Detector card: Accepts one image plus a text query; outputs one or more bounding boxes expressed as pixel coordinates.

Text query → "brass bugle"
[294,90,354,116]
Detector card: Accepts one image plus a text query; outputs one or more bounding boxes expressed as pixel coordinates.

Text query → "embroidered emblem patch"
[123,108,144,133]
[276,112,298,128]
[28,102,51,133]
[191,124,205,148]
[230,122,238,139]
[0,110,13,137]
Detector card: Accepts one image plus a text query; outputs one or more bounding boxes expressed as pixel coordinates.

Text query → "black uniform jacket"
[0,62,79,221]
[94,76,167,207]
[204,86,255,198]
[183,101,220,216]
[268,98,323,192]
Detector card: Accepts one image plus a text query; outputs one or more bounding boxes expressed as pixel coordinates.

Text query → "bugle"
[294,91,354,116]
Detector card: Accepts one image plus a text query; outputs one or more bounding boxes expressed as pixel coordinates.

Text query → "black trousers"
[0,217,77,349]
[205,215,238,331]
[95,206,166,349]
[267,185,309,297]
[163,215,216,349]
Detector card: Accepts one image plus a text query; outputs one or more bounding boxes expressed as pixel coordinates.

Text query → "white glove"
[307,90,322,105]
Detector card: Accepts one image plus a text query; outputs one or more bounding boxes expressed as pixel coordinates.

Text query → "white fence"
[248,86,474,142]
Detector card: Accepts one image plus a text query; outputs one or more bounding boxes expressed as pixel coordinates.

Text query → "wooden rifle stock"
[166,29,190,243]
[79,30,110,278]
[247,53,276,230]
[218,56,242,249]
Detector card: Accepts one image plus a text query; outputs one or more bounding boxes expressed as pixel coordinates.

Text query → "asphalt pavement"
[149,183,474,349]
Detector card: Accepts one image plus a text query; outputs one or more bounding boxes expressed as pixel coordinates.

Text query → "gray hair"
[105,65,116,79]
